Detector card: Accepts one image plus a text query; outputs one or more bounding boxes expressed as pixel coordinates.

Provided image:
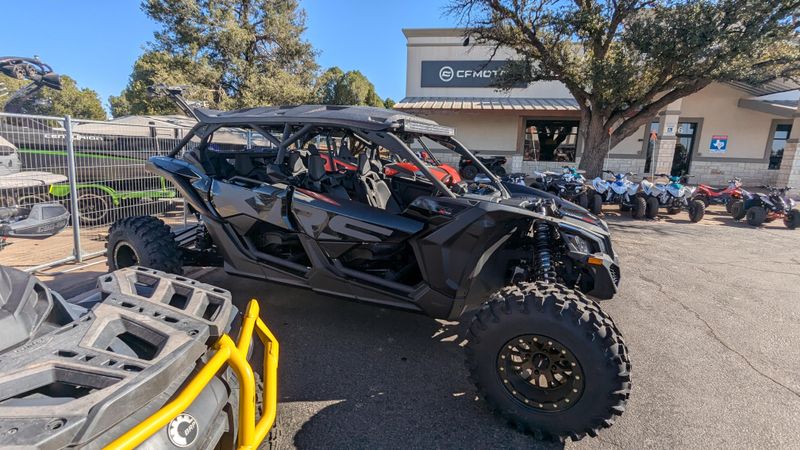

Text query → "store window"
[768,123,792,170]
[523,119,580,162]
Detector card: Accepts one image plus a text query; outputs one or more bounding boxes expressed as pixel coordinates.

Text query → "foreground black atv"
[0,265,279,449]
[108,103,630,440]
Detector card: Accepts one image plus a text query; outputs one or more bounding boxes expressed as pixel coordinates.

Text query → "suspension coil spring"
[534,221,556,282]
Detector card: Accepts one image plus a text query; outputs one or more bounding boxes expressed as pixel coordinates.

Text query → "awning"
[394,97,579,111]
[727,79,800,97]
[737,98,798,117]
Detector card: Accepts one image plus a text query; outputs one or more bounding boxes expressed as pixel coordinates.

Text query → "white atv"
[639,173,705,222]
[592,170,641,216]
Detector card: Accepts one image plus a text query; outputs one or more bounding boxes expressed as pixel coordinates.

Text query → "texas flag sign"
[709,135,728,153]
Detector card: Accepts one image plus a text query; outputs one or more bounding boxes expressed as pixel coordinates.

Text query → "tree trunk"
[578,114,610,178]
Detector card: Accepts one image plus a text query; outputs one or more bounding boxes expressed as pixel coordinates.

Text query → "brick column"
[775,103,800,193]
[651,100,683,176]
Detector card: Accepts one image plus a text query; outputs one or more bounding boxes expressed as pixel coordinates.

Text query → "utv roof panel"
[194,104,455,135]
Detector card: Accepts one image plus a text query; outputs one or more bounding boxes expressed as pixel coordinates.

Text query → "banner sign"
[420,60,527,88]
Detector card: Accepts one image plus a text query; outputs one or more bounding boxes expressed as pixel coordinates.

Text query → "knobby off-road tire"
[465,282,631,441]
[688,199,706,223]
[493,166,507,177]
[645,197,659,219]
[630,196,647,220]
[730,200,746,220]
[589,193,603,215]
[725,201,734,214]
[746,206,767,227]
[107,216,183,274]
[785,209,800,230]
[576,193,589,209]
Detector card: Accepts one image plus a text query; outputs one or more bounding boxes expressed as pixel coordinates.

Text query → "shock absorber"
[533,221,557,282]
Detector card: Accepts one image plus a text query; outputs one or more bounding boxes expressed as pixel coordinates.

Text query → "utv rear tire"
[589,193,603,215]
[730,201,746,220]
[465,282,631,441]
[493,166,507,177]
[784,209,800,230]
[688,199,705,223]
[631,196,647,219]
[645,197,659,219]
[460,165,479,180]
[107,216,183,274]
[746,206,766,227]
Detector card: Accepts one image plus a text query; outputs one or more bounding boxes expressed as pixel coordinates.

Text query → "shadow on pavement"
[199,269,561,450]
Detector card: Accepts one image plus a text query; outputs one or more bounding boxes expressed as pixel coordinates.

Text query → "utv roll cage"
[165,104,510,199]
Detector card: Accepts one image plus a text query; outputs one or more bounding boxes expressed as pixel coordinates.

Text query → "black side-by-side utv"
[108,103,631,441]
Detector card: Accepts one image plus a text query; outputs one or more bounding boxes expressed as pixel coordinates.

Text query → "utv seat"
[338,142,356,163]
[306,153,350,201]
[355,153,400,212]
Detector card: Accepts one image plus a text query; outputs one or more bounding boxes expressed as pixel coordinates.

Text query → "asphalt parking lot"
[43,205,800,449]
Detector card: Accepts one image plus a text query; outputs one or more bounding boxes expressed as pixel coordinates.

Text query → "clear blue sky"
[0,0,455,111]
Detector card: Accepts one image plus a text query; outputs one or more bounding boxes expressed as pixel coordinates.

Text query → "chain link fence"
[0,111,199,271]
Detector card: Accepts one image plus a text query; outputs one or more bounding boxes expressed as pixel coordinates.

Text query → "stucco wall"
[420,111,522,153]
[681,83,775,161]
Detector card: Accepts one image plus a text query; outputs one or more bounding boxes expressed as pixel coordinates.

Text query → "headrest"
[358,153,371,176]
[308,154,326,182]
[339,142,353,159]
[307,144,319,155]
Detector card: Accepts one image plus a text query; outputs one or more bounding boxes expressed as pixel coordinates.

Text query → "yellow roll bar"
[105,300,279,450]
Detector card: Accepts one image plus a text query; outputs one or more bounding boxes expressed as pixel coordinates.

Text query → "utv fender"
[147,156,221,221]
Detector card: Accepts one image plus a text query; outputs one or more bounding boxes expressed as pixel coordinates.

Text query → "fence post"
[64,115,83,262]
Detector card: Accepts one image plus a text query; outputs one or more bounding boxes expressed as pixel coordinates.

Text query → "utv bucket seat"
[355,153,399,212]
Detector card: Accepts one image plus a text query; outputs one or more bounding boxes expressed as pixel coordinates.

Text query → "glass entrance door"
[671,122,697,176]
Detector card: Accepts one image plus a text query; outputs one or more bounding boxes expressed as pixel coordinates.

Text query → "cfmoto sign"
[421,60,527,88]
[438,66,455,82]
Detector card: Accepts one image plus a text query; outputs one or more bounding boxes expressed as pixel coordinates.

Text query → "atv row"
[731,185,799,229]
[107,101,631,441]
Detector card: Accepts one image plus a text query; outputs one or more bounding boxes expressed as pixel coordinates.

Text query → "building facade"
[395,29,800,188]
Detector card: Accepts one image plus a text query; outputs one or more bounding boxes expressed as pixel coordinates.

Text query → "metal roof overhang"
[394,97,580,112]
[737,98,798,117]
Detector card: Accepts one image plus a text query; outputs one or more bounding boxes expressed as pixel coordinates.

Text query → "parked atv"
[592,171,640,215]
[458,152,507,179]
[730,186,799,229]
[532,166,600,214]
[692,177,744,213]
[108,103,630,441]
[639,174,705,222]
[0,265,279,449]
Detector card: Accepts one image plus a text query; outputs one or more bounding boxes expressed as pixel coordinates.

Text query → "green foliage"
[1,74,107,120]
[315,66,386,107]
[112,0,319,116]
[449,0,800,175]
[384,97,396,109]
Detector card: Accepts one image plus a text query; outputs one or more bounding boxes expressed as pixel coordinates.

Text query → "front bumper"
[569,251,620,300]
[106,300,279,450]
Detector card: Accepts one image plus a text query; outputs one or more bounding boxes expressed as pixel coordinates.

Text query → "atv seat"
[355,153,400,212]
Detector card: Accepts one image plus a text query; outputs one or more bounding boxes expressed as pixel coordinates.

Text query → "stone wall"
[689,160,777,186]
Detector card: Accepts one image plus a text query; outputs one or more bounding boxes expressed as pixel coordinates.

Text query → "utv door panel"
[290,189,423,242]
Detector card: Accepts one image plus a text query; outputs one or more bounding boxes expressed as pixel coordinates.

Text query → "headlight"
[567,234,592,254]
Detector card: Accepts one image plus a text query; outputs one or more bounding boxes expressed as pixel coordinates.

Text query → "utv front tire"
[465,282,631,441]
[746,206,767,227]
[630,196,647,219]
[107,216,183,274]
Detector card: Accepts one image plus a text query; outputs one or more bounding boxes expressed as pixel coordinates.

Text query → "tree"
[449,0,800,176]
[384,97,396,109]
[111,0,319,116]
[315,66,386,107]
[1,74,106,120]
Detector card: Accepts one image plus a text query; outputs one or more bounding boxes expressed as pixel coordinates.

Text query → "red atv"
[321,147,461,185]
[692,177,744,213]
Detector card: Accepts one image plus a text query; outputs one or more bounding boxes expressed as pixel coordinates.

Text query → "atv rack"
[107,299,279,450]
